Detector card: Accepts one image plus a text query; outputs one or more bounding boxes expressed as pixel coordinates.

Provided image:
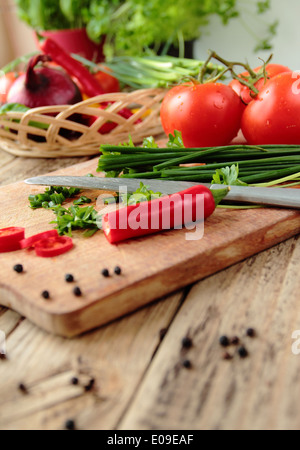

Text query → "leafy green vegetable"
[98,131,300,188]
[73,196,92,205]
[84,0,275,57]
[121,182,162,205]
[13,1,275,58]
[28,186,81,209]
[50,204,100,237]
[14,0,90,30]
[212,165,247,186]
[167,130,185,149]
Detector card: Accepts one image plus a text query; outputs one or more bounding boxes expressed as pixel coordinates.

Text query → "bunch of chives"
[97,144,300,186]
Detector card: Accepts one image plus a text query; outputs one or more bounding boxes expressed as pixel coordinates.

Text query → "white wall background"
[195,0,300,70]
[1,0,300,70]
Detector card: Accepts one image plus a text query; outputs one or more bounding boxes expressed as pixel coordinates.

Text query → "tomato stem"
[199,50,273,97]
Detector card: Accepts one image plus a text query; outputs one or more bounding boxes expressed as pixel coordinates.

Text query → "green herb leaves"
[29,186,81,209]
[212,165,247,186]
[98,131,300,188]
[28,181,162,238]
[121,182,162,206]
[50,205,100,237]
[28,185,98,237]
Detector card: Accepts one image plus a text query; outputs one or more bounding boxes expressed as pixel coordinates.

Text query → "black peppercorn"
[246,328,256,338]
[114,266,122,276]
[182,359,192,369]
[13,264,23,274]
[181,337,193,349]
[70,377,79,386]
[65,419,76,430]
[18,383,28,394]
[102,269,110,278]
[231,336,240,346]
[219,336,230,347]
[41,291,50,300]
[65,274,74,283]
[84,377,95,392]
[73,287,82,297]
[222,352,233,361]
[238,346,248,359]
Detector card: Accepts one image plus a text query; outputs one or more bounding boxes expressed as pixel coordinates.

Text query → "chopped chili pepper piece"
[0,227,25,253]
[102,185,229,244]
[34,236,73,258]
[20,229,59,249]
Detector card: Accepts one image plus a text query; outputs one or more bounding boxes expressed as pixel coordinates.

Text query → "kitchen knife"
[25,175,300,209]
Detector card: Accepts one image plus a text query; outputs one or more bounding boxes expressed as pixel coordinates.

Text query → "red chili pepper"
[0,227,25,253]
[102,185,229,244]
[34,236,73,258]
[39,37,105,97]
[20,229,59,249]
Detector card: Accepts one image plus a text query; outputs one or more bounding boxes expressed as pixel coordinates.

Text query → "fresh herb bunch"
[14,0,276,57]
[98,131,300,188]
[85,0,276,57]
[14,0,91,30]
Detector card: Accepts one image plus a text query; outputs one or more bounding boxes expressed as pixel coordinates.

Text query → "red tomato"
[0,72,22,104]
[229,64,292,105]
[241,72,300,145]
[0,227,25,252]
[160,82,243,148]
[34,236,73,258]
[75,68,120,95]
[93,69,120,93]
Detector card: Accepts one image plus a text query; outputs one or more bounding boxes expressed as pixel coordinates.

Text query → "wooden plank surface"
[120,238,300,430]
[0,149,300,430]
[0,291,184,430]
[0,157,300,337]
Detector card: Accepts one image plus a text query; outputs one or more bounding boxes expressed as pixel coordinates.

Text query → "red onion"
[7,55,82,108]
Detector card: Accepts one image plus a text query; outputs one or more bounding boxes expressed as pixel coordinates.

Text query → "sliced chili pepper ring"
[34,236,73,258]
[20,229,59,249]
[0,227,25,253]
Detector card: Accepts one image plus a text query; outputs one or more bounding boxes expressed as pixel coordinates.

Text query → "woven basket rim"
[0,87,167,158]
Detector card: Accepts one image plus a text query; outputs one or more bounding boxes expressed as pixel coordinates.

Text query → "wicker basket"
[0,88,167,158]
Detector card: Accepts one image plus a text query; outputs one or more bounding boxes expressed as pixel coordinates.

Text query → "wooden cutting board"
[0,157,300,338]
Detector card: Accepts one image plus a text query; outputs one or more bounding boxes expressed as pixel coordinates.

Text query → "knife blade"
[24,175,300,209]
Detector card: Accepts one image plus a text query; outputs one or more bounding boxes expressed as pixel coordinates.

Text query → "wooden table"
[0,148,300,431]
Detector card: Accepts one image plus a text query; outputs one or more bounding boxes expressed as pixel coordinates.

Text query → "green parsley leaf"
[142,136,159,148]
[167,130,185,149]
[50,204,100,237]
[121,182,162,205]
[28,186,81,209]
[73,196,92,205]
[212,165,248,186]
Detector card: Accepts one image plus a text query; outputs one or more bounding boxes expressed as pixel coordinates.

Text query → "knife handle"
[211,184,300,209]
